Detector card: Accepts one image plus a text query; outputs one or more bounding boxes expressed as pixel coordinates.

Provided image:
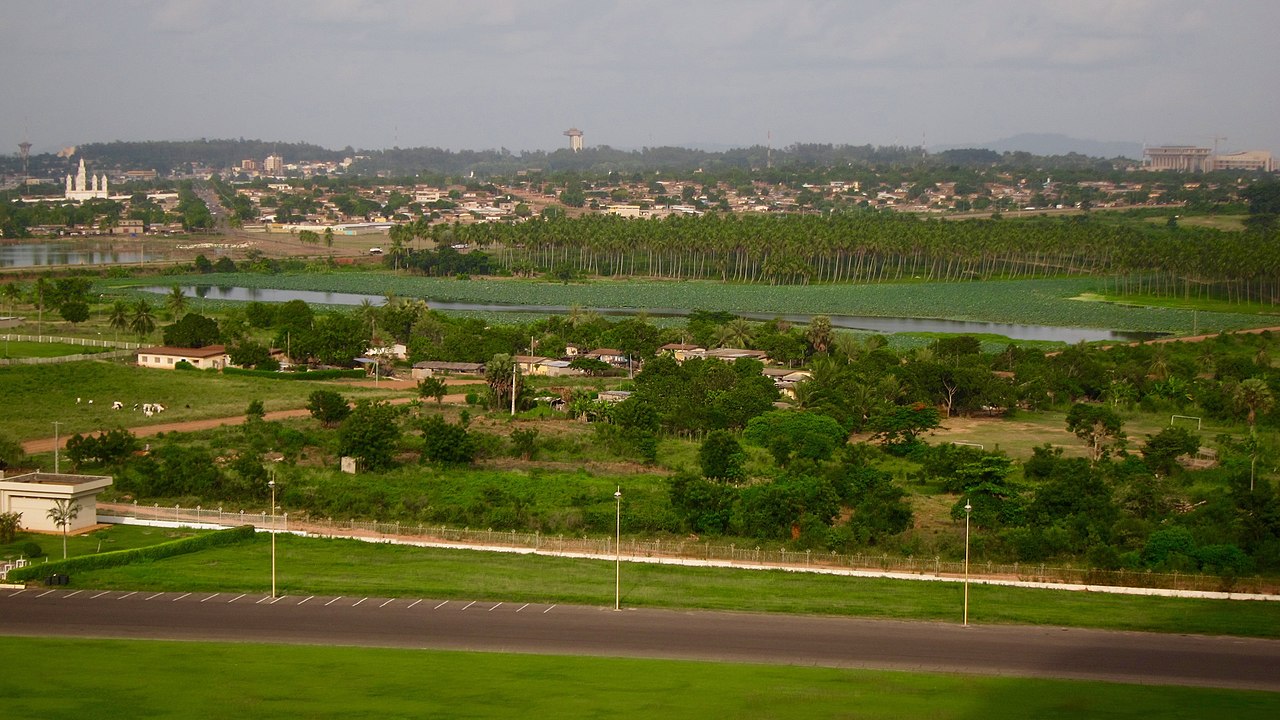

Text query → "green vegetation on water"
[2,637,1273,719]
[103,273,1270,335]
[69,534,1280,638]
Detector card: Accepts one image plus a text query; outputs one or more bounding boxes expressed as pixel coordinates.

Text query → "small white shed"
[0,472,113,533]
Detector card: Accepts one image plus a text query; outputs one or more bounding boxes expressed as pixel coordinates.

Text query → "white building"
[64,159,109,201]
[0,472,113,533]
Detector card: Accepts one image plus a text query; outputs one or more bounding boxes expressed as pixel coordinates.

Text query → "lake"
[1,242,165,268]
[146,284,1159,343]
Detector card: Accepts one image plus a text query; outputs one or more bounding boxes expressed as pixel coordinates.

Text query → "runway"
[2,587,1278,691]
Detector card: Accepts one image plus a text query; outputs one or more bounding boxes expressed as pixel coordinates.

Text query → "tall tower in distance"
[18,141,32,179]
[563,128,583,153]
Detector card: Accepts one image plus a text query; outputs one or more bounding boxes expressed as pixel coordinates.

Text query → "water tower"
[563,128,583,153]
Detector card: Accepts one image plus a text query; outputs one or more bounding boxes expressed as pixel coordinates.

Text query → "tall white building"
[264,153,284,176]
[64,159,109,200]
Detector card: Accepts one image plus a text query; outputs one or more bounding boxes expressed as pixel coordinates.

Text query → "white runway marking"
[379,598,395,608]
[408,599,422,609]
[543,604,557,614]
[145,593,164,601]
[173,593,191,602]
[64,590,83,598]
[488,602,502,612]
[353,598,367,607]
[516,603,530,612]
[325,596,343,607]
[37,590,55,598]
[118,591,137,600]
[461,601,477,611]
[200,594,219,603]
[228,594,246,603]
[298,596,314,605]
[91,591,110,599]
[434,600,448,610]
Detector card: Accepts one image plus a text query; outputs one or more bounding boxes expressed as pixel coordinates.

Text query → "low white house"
[136,345,229,370]
[0,472,113,533]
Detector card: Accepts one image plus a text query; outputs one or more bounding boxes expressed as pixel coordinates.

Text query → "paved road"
[2,587,1278,691]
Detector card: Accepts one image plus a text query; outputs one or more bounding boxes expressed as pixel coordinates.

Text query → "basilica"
[65,158,109,200]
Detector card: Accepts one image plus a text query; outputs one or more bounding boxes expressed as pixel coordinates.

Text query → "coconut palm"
[165,284,188,319]
[47,498,81,559]
[129,299,156,340]
[1233,378,1274,430]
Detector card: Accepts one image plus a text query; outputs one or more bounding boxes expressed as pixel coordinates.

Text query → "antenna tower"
[18,141,32,179]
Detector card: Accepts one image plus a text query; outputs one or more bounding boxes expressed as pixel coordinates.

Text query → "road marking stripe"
[379,598,394,608]
[201,594,219,603]
[64,590,83,598]
[270,596,284,604]
[325,596,343,607]
[543,604,556,614]
[173,593,191,602]
[488,602,502,612]
[434,600,448,610]
[408,599,422,609]
[10,589,25,596]
[228,593,246,603]
[91,591,110,599]
[119,591,137,600]
[516,603,529,613]
[298,596,313,605]
[37,590,55,598]
[461,601,476,611]
[255,596,272,604]
[353,597,367,607]
[145,593,164,601]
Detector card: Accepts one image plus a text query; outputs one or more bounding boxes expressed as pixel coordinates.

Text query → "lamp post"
[963,500,972,627]
[614,487,622,611]
[52,421,61,474]
[269,476,277,599]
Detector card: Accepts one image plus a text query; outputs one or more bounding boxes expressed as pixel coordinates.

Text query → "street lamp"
[52,421,61,474]
[963,499,972,627]
[269,476,277,599]
[614,487,622,611]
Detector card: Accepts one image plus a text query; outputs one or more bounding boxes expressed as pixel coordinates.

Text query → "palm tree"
[806,315,833,354]
[165,285,188,319]
[129,299,156,340]
[108,300,130,341]
[1234,378,1274,431]
[47,498,81,559]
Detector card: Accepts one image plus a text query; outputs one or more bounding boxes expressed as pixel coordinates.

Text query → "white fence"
[0,334,139,366]
[99,502,1278,596]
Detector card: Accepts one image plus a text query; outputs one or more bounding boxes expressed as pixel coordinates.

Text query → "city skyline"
[3,1,1278,156]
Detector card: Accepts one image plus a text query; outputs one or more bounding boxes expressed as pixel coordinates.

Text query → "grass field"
[2,637,1273,719]
[0,340,113,359]
[0,359,409,441]
[0,524,204,563]
[66,533,1280,638]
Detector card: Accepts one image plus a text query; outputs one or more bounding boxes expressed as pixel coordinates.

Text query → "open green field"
[2,638,1272,719]
[67,533,1280,638]
[0,524,204,563]
[0,340,113,359]
[101,273,1274,335]
[0,359,408,441]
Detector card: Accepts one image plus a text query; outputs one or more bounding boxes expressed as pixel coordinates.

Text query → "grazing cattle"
[76,397,81,404]
[154,404,165,413]
[87,399,93,405]
[111,401,123,410]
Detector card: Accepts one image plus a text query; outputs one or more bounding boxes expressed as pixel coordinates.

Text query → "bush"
[21,541,42,558]
[223,367,365,381]
[6,526,255,582]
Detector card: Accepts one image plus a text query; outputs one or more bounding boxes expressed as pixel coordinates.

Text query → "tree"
[1065,403,1125,462]
[743,410,847,466]
[485,353,522,411]
[108,300,130,337]
[228,340,275,370]
[867,403,942,453]
[1233,378,1274,430]
[417,377,448,404]
[419,414,476,464]
[129,299,156,339]
[47,498,81,559]
[0,433,24,470]
[165,284,188,319]
[1142,426,1202,475]
[699,430,746,481]
[59,300,89,326]
[338,400,402,471]
[246,399,266,422]
[509,427,539,460]
[162,313,221,348]
[805,315,833,355]
[306,389,351,427]
[0,511,21,544]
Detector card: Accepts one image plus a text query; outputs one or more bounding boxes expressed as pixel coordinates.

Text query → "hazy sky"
[4,1,1278,156]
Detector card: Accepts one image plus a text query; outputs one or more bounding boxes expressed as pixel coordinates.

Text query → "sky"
[3,1,1279,156]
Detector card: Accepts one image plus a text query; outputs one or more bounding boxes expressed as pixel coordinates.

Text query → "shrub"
[6,526,255,582]
[22,541,42,558]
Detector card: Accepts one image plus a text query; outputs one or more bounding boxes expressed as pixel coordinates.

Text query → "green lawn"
[1,524,206,564]
[67,533,1280,638]
[0,638,1273,719]
[0,340,113,359]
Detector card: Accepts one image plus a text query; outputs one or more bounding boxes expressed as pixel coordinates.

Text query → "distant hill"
[937,133,1143,160]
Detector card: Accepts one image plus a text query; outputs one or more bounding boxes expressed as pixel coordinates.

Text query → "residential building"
[136,345,230,370]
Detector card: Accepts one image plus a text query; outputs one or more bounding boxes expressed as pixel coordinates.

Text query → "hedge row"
[7,525,256,582]
[223,367,366,380]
